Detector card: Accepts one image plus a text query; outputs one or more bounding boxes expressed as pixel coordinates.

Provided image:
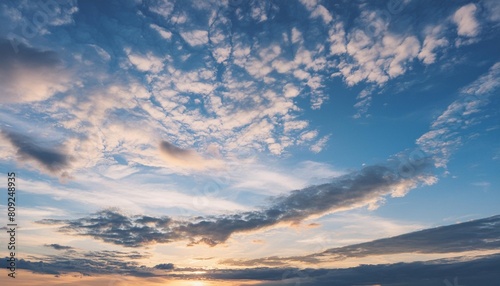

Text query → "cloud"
[180,29,208,46]
[150,23,172,40]
[39,210,178,247]
[5,253,500,285]
[7,214,500,283]
[147,0,174,18]
[417,62,500,167]
[308,215,500,261]
[125,48,165,73]
[418,24,448,65]
[154,263,174,270]
[45,244,74,250]
[453,3,480,37]
[310,135,329,153]
[0,248,152,276]
[461,62,500,95]
[483,0,500,22]
[239,254,500,286]
[0,38,70,103]
[159,140,223,170]
[229,214,500,266]
[0,130,71,175]
[38,156,434,247]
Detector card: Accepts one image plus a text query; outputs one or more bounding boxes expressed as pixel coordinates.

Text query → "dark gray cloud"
[39,210,178,247]
[0,38,60,69]
[37,157,434,247]
[154,263,174,270]
[1,130,71,173]
[0,248,152,277]
[159,141,194,158]
[222,214,500,267]
[45,244,74,251]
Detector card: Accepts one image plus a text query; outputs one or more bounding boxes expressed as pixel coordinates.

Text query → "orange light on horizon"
[189,281,207,286]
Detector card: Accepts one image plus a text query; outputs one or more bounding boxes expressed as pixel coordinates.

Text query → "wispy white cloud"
[483,0,500,22]
[461,62,500,95]
[417,62,500,167]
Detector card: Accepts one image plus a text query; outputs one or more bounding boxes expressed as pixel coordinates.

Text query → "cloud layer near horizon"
[222,214,500,266]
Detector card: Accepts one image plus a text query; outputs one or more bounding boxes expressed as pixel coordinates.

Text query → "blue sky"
[0,0,499,285]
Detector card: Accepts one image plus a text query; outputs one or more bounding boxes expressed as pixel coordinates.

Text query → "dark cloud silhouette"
[159,141,194,158]
[37,157,434,247]
[39,210,178,247]
[45,244,74,251]
[1,130,71,173]
[222,214,500,266]
[0,248,152,277]
[154,263,174,270]
[0,38,60,68]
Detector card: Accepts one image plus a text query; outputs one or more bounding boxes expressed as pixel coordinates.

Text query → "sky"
[0,0,499,285]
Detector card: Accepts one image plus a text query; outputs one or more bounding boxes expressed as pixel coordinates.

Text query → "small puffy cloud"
[148,0,174,17]
[150,23,172,40]
[300,130,318,141]
[181,30,208,46]
[453,4,480,37]
[311,5,332,24]
[310,135,329,153]
[283,83,300,98]
[125,48,164,73]
[0,39,70,103]
[154,263,175,270]
[418,25,448,65]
